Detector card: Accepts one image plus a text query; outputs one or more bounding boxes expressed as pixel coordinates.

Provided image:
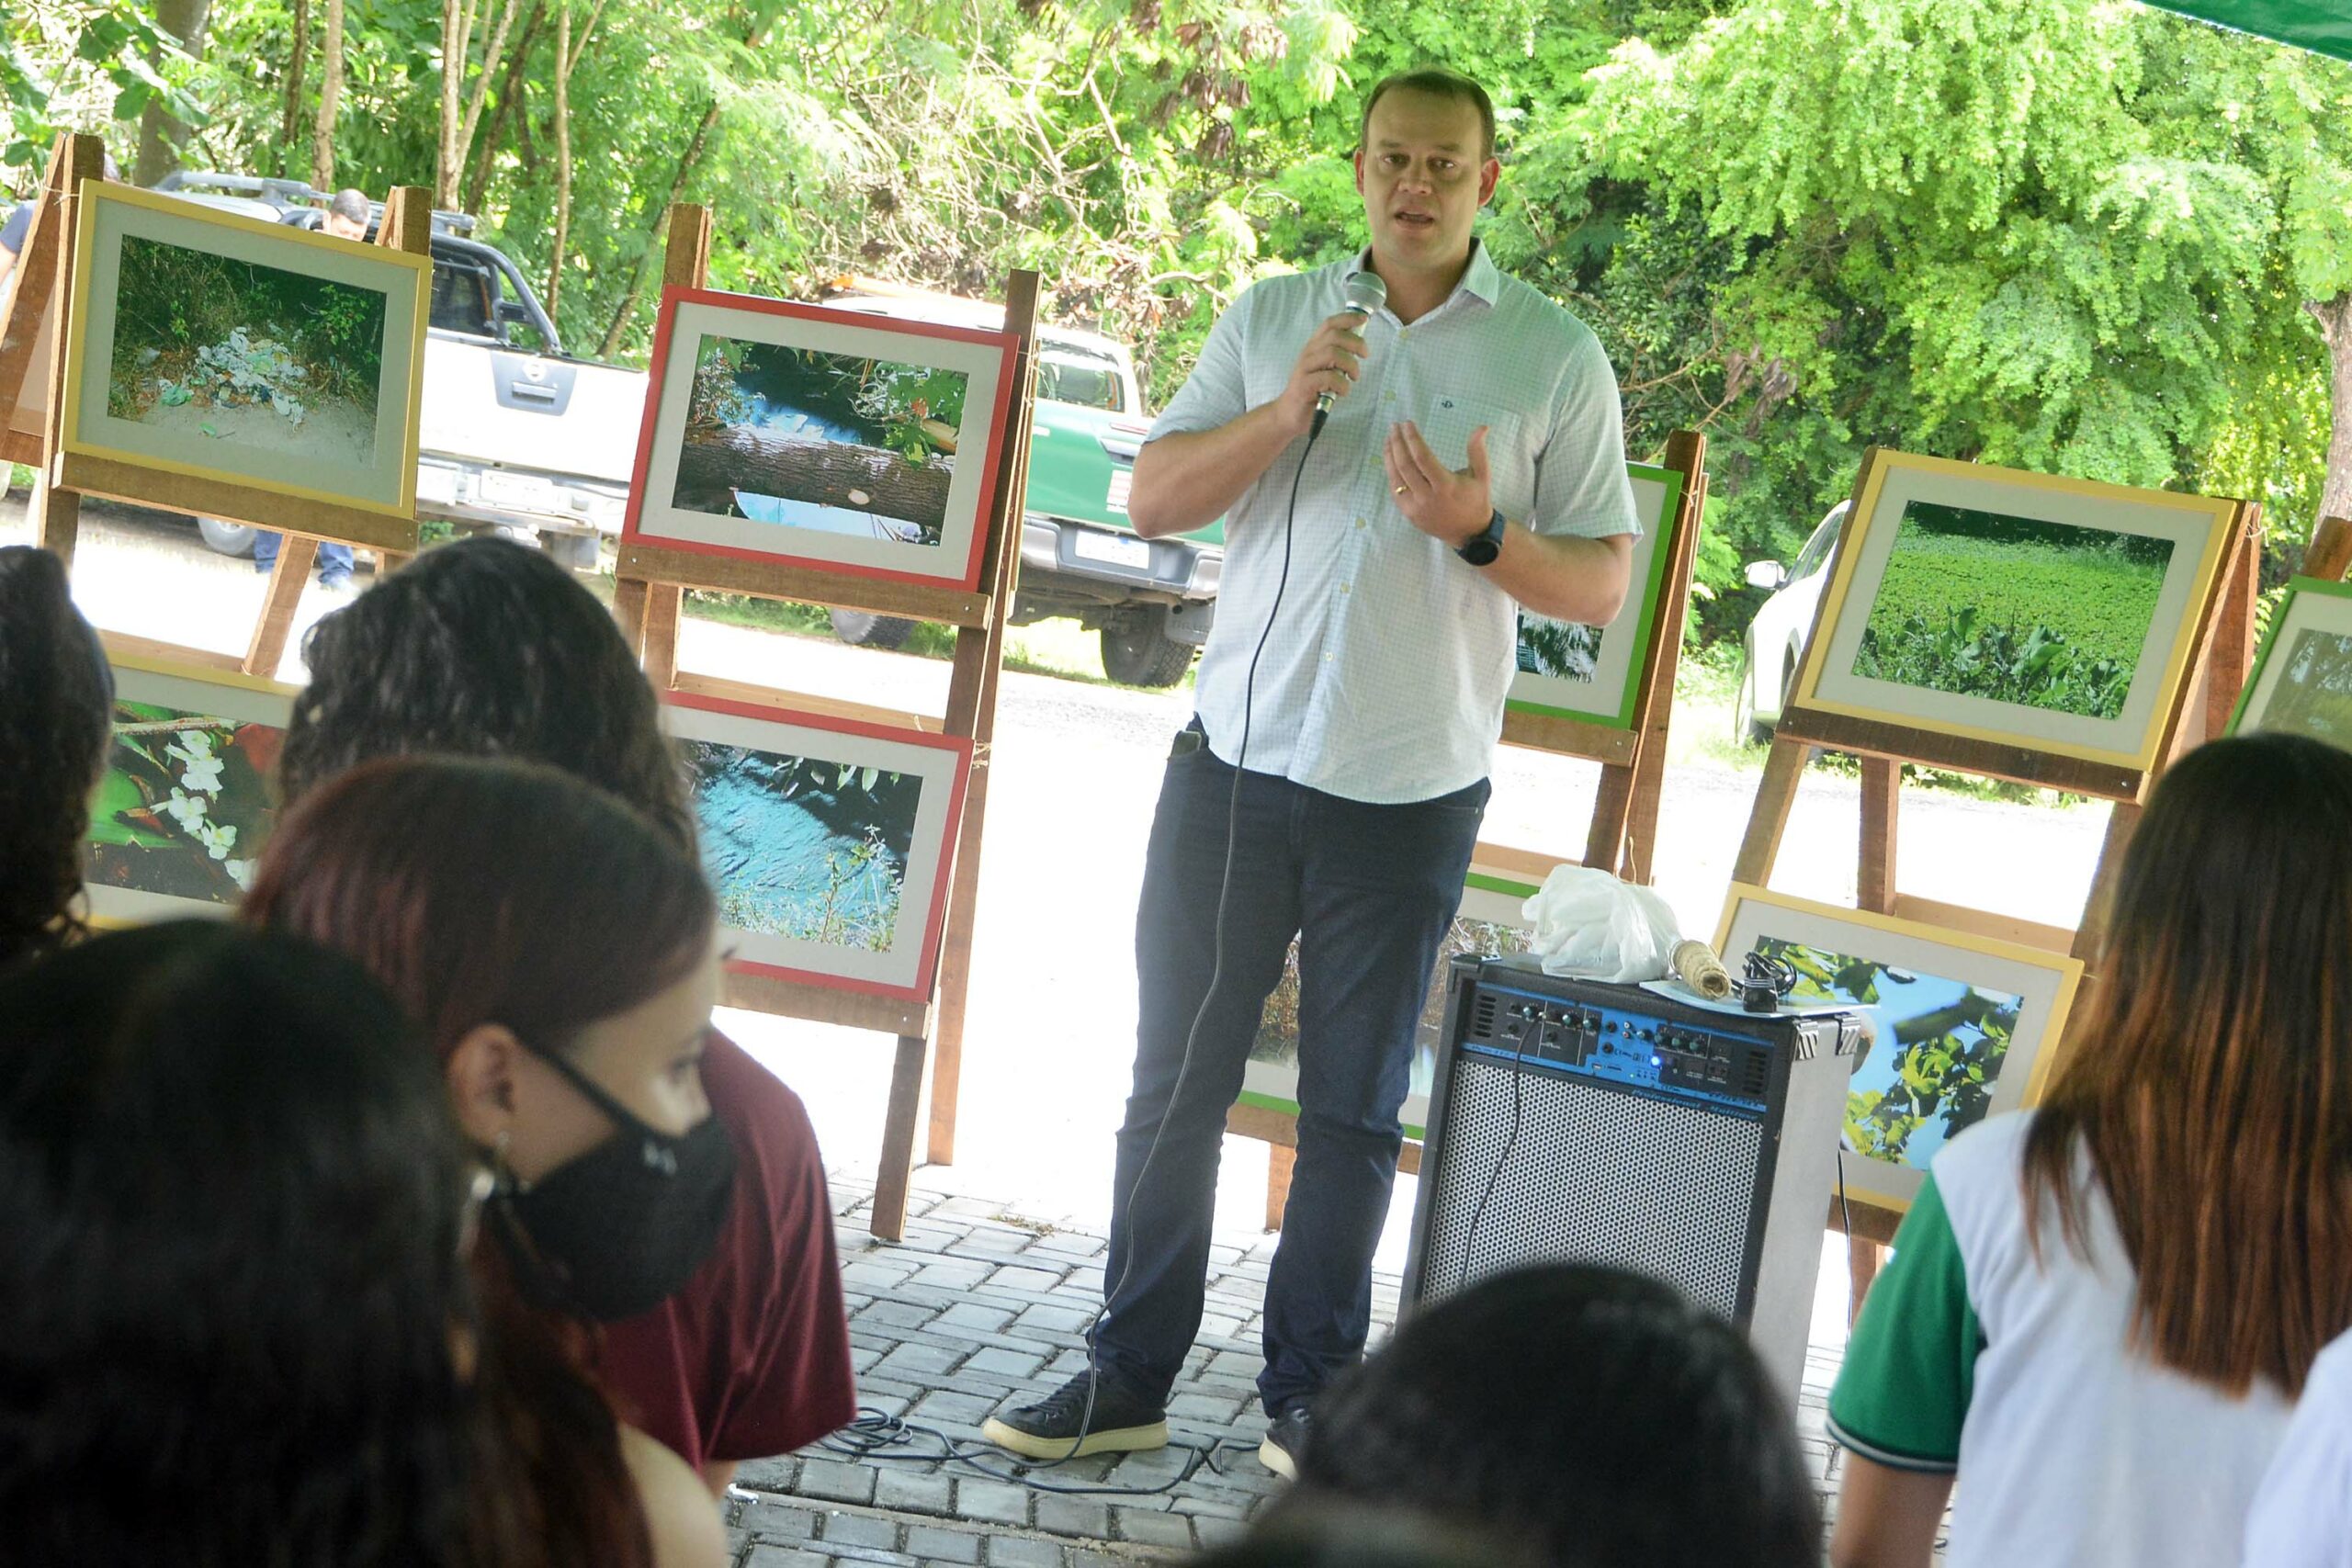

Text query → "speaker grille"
[1420,1055,1763,1319]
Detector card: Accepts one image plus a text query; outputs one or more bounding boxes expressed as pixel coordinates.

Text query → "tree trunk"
[2311,293,2352,533]
[546,0,573,319]
[311,0,343,190]
[453,0,524,199]
[437,0,466,207]
[671,428,954,541]
[279,0,309,179]
[462,0,548,215]
[133,0,214,186]
[594,14,769,359]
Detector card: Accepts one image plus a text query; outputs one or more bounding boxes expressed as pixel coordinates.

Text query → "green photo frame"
[1504,460,1685,730]
[2229,574,2352,749]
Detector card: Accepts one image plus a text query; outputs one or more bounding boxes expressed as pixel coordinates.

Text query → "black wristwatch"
[1457,508,1507,567]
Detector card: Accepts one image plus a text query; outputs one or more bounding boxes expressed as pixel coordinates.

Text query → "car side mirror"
[1743,560,1788,592]
[494,299,534,326]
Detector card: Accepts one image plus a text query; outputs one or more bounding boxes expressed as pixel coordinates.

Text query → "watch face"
[1461,536,1501,566]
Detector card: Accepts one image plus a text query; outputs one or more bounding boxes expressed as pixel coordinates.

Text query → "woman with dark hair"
[1829,733,2352,1568]
[278,535,854,1485]
[0,545,113,971]
[0,921,498,1565]
[1266,1264,1822,1568]
[245,756,729,1568]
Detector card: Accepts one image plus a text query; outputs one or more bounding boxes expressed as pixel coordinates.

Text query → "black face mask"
[488,1041,738,1323]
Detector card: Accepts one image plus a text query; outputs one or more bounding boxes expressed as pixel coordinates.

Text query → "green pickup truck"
[821,280,1223,687]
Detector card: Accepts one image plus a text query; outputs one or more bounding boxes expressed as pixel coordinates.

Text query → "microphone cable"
[1028,412,1326,1476]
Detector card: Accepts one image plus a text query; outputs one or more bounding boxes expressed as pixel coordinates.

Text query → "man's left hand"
[1385,422,1490,547]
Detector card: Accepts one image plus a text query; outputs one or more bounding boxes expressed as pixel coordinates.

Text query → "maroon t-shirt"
[599,1033,856,1468]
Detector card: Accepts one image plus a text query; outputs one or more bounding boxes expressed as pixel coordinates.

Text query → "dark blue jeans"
[253,531,356,585]
[1094,722,1488,1416]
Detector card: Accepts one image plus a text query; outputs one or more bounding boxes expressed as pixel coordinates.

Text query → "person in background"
[1827,733,2352,1568]
[0,922,499,1565]
[1259,1264,1821,1568]
[0,546,113,974]
[249,188,372,588]
[245,757,734,1567]
[276,536,855,1487]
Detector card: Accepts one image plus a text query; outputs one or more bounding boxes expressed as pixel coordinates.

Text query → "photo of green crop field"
[1852,501,2174,721]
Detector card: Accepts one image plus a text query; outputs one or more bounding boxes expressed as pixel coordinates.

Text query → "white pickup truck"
[157,174,645,570]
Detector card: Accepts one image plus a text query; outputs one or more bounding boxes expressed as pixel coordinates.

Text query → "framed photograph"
[1792,451,2237,773]
[1713,885,2083,1213]
[85,649,298,925]
[1506,462,1685,729]
[60,182,428,517]
[624,288,1020,592]
[1240,857,1549,1141]
[663,692,972,1002]
[2229,576,2352,749]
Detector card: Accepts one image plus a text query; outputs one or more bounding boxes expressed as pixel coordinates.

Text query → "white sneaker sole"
[1258,1433,1298,1480]
[980,1415,1170,1461]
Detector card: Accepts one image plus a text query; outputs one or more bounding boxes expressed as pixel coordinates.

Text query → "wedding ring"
[1392,485,1407,495]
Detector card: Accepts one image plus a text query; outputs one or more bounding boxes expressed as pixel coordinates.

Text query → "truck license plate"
[1074,530,1152,570]
[477,469,563,514]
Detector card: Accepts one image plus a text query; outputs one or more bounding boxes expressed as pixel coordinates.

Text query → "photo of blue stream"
[686,739,922,953]
[1753,937,2022,1171]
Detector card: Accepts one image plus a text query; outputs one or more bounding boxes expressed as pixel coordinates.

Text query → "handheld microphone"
[1311,270,1387,435]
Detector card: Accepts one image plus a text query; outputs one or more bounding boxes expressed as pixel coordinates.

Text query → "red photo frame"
[624,287,1020,593]
[664,688,973,1003]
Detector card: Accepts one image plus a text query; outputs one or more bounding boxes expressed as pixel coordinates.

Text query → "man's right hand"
[1279,311,1373,434]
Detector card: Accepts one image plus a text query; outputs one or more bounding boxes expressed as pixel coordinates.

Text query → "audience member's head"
[0,921,491,1566]
[0,545,112,972]
[1268,1265,1822,1568]
[2026,731,2352,1395]
[243,754,726,1325]
[280,536,693,848]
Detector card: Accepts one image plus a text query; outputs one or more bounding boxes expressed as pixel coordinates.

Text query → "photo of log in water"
[671,333,968,547]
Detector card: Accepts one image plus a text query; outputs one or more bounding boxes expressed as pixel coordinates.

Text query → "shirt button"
[1340,582,1351,595]
[1384,390,1396,403]
[1354,517,1367,529]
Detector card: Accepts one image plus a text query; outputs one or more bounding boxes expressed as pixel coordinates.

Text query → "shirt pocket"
[1421,393,1532,520]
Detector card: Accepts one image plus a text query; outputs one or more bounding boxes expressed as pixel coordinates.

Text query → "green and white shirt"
[1829,1112,2294,1568]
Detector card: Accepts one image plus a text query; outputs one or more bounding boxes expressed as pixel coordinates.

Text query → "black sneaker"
[981,1370,1170,1461]
[1259,1403,1311,1480]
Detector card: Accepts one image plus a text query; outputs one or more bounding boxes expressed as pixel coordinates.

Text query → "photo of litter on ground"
[105,234,386,468]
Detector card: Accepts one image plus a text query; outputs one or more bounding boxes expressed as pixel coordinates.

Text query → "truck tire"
[829,608,918,649]
[1102,615,1195,688]
[198,517,260,558]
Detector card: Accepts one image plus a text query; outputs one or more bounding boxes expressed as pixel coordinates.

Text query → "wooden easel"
[1728,451,2262,1281]
[9,135,429,677]
[1227,429,1712,1228]
[610,204,1037,1242]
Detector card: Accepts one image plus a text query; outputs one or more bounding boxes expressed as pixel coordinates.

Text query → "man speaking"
[983,66,1641,1479]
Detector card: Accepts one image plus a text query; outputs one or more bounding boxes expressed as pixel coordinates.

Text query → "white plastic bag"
[1520,864,1683,984]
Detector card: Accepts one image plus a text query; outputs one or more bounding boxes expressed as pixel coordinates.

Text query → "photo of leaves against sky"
[1753,934,2022,1172]
[687,738,923,954]
[1854,500,2172,722]
[85,700,285,904]
[673,333,967,547]
[107,235,385,468]
[2252,627,2352,748]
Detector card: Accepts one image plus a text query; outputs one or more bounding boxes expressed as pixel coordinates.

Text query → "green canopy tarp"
[2144,1,2352,62]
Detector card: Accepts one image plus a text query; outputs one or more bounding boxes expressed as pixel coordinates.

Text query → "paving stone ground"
[722,1170,1863,1568]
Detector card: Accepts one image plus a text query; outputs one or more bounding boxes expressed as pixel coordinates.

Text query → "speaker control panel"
[1461,982,1778,1116]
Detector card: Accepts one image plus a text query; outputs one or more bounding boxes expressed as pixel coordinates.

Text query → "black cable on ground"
[818,1406,1261,1495]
